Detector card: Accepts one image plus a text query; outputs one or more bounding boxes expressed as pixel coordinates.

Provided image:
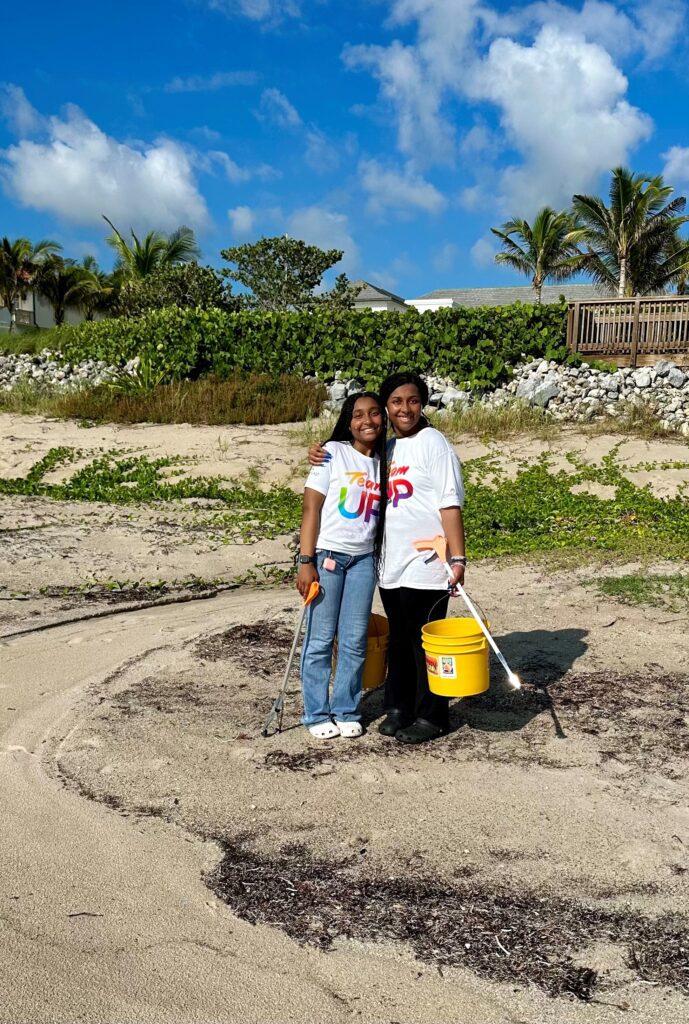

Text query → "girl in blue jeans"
[297,392,388,739]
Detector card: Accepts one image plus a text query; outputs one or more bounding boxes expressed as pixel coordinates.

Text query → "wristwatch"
[298,554,316,564]
[449,556,468,565]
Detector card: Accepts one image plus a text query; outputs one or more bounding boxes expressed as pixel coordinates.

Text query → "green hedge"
[52,302,569,390]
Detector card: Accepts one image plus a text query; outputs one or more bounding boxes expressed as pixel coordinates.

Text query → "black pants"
[379,586,450,730]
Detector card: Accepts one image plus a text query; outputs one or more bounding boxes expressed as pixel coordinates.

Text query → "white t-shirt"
[380,427,464,590]
[304,442,381,556]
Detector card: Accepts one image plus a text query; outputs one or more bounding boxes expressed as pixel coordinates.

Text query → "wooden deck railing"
[567,296,689,367]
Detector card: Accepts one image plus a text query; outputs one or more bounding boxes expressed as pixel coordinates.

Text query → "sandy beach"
[2,412,689,1023]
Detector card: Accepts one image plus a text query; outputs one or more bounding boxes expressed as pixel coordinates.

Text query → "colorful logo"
[338,471,381,522]
[388,463,414,508]
[337,463,415,521]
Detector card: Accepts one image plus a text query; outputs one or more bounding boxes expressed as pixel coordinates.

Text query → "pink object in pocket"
[322,557,337,572]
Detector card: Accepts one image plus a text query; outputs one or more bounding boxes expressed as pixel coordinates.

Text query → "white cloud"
[228,205,256,236]
[498,0,686,63]
[200,149,279,184]
[359,158,446,214]
[432,242,458,272]
[662,146,689,185]
[165,70,258,92]
[0,84,44,136]
[1,101,209,230]
[344,1,659,213]
[191,125,223,142]
[458,184,486,211]
[208,150,252,183]
[633,0,686,62]
[344,39,455,166]
[305,129,340,173]
[205,0,301,22]
[467,26,652,212]
[285,205,359,273]
[470,235,496,267]
[257,87,302,127]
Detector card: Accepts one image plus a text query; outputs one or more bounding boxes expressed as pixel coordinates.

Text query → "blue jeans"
[300,550,376,726]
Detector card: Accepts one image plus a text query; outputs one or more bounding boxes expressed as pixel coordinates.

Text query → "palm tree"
[491,207,585,302]
[103,216,200,280]
[0,237,62,331]
[33,257,96,327]
[76,255,117,320]
[572,167,689,297]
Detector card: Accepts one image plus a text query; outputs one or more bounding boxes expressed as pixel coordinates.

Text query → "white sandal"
[336,721,363,738]
[308,721,341,739]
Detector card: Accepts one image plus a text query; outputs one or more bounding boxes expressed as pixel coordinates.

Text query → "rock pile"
[487,358,689,434]
[323,361,689,435]
[0,351,119,391]
[3,350,689,435]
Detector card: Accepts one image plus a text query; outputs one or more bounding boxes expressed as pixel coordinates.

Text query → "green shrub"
[49,302,568,389]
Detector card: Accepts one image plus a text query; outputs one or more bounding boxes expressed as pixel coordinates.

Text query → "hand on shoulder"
[307,441,330,466]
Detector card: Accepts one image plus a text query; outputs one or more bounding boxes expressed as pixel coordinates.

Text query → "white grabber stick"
[413,536,521,690]
[261,580,320,737]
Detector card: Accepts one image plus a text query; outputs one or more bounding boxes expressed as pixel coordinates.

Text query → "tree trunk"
[618,256,627,299]
[8,301,15,334]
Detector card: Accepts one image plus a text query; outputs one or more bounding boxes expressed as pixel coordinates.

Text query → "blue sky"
[1,0,688,298]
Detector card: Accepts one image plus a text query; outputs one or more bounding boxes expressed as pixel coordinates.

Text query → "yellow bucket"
[422,617,490,698]
[362,613,389,690]
[333,613,389,691]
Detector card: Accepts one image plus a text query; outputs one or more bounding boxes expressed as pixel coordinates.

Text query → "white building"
[404,284,606,311]
[0,290,86,331]
[352,281,408,313]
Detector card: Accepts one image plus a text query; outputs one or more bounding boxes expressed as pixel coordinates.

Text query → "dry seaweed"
[194,621,294,671]
[209,841,689,1001]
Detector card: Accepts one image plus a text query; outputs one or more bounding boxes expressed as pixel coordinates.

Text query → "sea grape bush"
[51,302,568,390]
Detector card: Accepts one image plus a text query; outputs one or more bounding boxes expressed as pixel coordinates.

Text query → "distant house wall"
[0,290,95,331]
[353,298,408,313]
[405,297,456,312]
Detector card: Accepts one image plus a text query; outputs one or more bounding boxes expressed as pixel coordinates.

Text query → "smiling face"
[386,384,423,437]
[349,396,384,450]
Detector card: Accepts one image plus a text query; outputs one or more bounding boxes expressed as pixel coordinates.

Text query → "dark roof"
[353,280,407,304]
[414,284,608,306]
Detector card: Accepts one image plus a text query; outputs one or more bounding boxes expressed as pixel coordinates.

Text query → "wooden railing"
[567,296,689,367]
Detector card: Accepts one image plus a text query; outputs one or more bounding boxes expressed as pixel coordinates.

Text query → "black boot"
[378,710,411,736]
[396,718,446,745]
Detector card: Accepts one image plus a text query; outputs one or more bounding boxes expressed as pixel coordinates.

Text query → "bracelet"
[449,556,467,565]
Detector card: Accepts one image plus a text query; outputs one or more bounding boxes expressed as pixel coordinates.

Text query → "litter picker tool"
[261,580,320,737]
[413,536,521,690]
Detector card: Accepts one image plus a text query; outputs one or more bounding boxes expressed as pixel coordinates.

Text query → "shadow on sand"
[363,627,588,740]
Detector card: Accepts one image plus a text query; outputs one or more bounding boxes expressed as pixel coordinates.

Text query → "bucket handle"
[427,590,488,625]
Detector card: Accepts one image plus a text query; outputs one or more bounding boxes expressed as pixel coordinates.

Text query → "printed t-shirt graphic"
[305,442,381,556]
[380,427,464,590]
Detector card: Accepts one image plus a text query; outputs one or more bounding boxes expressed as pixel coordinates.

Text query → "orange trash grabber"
[413,536,521,690]
[261,580,320,737]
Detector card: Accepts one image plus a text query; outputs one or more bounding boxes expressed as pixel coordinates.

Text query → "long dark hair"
[379,372,430,431]
[328,391,388,575]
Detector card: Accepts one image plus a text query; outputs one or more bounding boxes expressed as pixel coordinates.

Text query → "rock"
[632,369,652,388]
[654,359,674,377]
[345,378,364,393]
[329,382,347,401]
[532,380,560,407]
[515,377,539,402]
[667,367,686,388]
[537,360,549,374]
[441,387,470,407]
